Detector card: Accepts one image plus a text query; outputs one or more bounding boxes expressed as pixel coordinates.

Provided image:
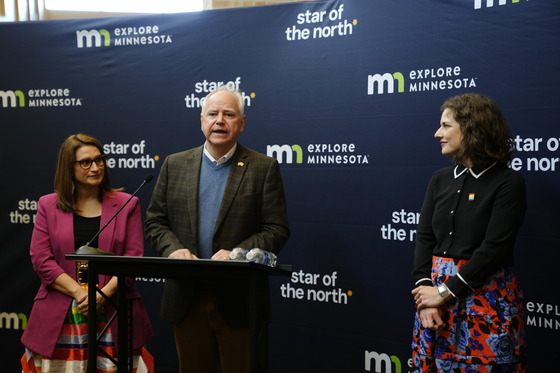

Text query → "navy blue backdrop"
[1,0,559,372]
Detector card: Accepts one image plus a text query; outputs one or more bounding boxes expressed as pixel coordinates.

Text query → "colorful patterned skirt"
[21,300,153,373]
[411,256,527,373]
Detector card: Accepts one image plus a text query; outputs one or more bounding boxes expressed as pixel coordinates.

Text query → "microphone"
[75,175,154,255]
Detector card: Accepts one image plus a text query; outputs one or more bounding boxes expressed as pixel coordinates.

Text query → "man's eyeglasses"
[75,155,108,170]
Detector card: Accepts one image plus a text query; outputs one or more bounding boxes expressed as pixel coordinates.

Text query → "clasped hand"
[75,292,106,317]
[411,285,445,330]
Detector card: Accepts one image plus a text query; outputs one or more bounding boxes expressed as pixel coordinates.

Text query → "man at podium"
[144,86,290,373]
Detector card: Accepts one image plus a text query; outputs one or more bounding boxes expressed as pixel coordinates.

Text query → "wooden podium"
[65,254,292,373]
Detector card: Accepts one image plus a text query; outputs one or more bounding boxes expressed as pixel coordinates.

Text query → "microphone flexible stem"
[84,175,153,246]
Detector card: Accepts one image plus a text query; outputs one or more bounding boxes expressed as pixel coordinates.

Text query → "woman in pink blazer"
[21,134,154,373]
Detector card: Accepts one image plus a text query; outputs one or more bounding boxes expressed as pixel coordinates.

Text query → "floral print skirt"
[411,256,527,373]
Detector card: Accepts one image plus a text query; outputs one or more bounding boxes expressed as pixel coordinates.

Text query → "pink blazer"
[21,192,154,358]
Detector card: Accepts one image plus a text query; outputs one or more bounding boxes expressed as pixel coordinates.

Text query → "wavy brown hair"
[441,93,514,168]
[54,134,116,213]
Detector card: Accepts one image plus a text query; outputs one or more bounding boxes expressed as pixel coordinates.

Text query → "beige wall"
[208,0,310,10]
[44,0,311,19]
[0,0,312,21]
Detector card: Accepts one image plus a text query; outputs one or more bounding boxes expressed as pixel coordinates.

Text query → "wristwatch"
[437,283,449,299]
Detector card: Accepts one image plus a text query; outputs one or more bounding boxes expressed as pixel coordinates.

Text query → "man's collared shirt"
[203,142,237,165]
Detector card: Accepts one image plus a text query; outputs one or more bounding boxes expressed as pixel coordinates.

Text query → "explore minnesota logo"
[267,143,370,166]
[367,65,477,96]
[0,88,82,108]
[76,25,172,48]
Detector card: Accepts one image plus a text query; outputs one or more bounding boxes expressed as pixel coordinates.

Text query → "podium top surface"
[65,254,292,279]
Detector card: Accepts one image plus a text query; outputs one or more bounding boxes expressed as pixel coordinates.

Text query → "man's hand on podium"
[169,249,199,260]
[211,249,232,261]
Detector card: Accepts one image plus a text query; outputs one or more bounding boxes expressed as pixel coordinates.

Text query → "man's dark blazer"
[144,144,290,327]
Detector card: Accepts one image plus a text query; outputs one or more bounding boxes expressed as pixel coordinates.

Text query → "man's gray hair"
[201,85,245,116]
